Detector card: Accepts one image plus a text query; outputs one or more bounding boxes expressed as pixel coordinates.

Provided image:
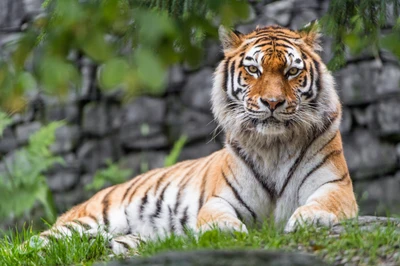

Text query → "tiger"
[36,23,358,255]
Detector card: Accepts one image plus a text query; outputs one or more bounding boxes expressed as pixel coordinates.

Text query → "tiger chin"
[35,23,358,255]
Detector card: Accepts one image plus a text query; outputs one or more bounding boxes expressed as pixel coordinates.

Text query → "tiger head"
[212,24,340,144]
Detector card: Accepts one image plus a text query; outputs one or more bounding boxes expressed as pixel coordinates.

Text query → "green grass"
[1,220,399,265]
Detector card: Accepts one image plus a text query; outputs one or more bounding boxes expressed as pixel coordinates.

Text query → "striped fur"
[37,24,358,254]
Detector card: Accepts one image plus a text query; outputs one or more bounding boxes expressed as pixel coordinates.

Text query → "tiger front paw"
[284,205,338,233]
[198,220,248,234]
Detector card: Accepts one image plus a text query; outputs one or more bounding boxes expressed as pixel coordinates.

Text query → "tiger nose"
[260,97,285,111]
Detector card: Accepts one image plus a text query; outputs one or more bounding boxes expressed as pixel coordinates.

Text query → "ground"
[0,216,399,266]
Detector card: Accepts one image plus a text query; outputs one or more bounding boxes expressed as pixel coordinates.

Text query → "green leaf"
[134,48,166,93]
[0,112,12,138]
[98,58,130,90]
[164,135,187,167]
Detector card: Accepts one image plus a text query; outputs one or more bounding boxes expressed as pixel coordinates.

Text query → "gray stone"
[179,141,222,161]
[120,151,167,176]
[376,64,400,95]
[46,102,79,123]
[123,97,166,125]
[102,250,327,266]
[48,153,81,174]
[203,40,223,67]
[263,0,294,26]
[167,64,185,90]
[331,216,400,235]
[353,106,374,127]
[339,107,352,134]
[181,68,214,112]
[23,0,43,14]
[77,138,118,173]
[16,121,41,145]
[354,173,400,215]
[376,99,400,136]
[82,102,109,137]
[54,187,87,213]
[290,10,319,30]
[0,127,18,154]
[0,0,25,28]
[120,124,169,150]
[335,61,381,105]
[342,129,397,180]
[50,125,80,154]
[47,171,79,192]
[167,107,217,143]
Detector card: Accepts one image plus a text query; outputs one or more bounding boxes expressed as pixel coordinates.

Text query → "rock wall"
[1,0,400,215]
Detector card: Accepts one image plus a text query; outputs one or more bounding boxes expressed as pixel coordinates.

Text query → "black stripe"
[151,181,171,222]
[230,60,239,100]
[306,133,338,164]
[278,114,339,198]
[180,206,189,231]
[229,142,276,200]
[139,187,152,220]
[168,206,176,234]
[297,172,349,206]
[297,149,343,200]
[174,161,205,214]
[72,220,91,230]
[222,57,231,92]
[214,195,243,221]
[114,240,131,250]
[221,170,257,221]
[317,172,349,190]
[102,186,119,229]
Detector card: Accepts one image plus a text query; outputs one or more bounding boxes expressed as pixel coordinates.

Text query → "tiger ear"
[219,26,244,52]
[298,20,322,51]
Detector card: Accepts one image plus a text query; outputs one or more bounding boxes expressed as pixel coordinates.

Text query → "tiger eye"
[247,65,258,74]
[288,68,299,76]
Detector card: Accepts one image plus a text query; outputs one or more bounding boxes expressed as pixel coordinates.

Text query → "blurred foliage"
[0,118,63,223]
[85,159,132,191]
[0,0,250,113]
[322,0,400,70]
[164,135,187,167]
[86,134,187,191]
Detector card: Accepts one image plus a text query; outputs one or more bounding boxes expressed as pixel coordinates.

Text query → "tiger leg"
[196,197,248,233]
[109,234,146,255]
[284,180,358,233]
[30,216,112,249]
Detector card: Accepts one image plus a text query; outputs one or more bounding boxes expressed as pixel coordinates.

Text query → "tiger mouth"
[251,117,281,125]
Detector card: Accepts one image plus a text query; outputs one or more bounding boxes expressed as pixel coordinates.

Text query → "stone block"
[167,108,217,143]
[0,0,25,29]
[339,107,352,134]
[335,61,381,105]
[82,102,109,137]
[354,172,400,215]
[0,127,18,154]
[77,138,119,173]
[120,124,169,150]
[50,125,80,154]
[181,68,214,112]
[119,151,167,176]
[342,129,397,180]
[16,121,41,145]
[262,0,294,26]
[123,97,166,125]
[47,170,79,193]
[376,98,400,137]
[46,102,79,123]
[179,141,222,161]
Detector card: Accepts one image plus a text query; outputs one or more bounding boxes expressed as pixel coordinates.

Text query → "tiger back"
[37,23,358,255]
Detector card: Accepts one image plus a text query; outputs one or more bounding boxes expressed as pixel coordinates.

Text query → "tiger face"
[212,24,337,139]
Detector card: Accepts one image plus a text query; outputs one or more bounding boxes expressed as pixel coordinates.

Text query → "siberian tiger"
[37,23,358,254]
